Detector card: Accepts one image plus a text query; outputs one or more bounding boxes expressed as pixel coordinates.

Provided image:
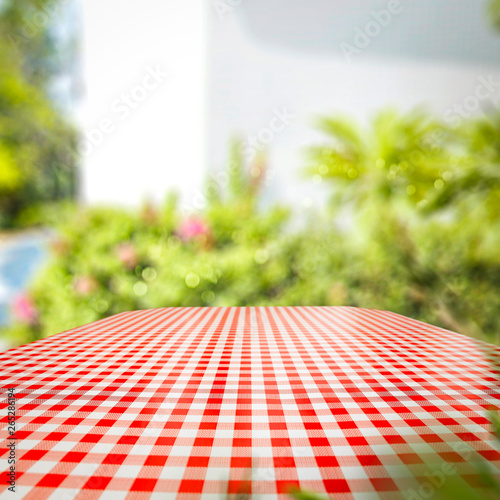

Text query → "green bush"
[305,108,500,343]
[4,107,500,347]
[2,145,344,343]
[0,0,78,228]
[0,141,415,344]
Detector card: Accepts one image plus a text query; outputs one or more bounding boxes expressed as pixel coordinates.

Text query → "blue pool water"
[0,232,50,326]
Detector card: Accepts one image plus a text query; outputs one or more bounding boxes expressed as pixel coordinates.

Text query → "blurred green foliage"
[488,0,500,31]
[3,105,500,347]
[2,145,302,342]
[1,100,499,500]
[0,2,499,498]
[405,408,500,499]
[306,108,500,344]
[0,0,78,228]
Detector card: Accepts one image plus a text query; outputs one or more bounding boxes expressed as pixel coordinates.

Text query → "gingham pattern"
[1,307,500,500]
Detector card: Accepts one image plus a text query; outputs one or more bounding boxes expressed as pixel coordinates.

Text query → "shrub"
[4,108,500,346]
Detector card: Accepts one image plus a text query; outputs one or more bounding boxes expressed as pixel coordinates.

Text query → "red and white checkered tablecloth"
[1,306,500,500]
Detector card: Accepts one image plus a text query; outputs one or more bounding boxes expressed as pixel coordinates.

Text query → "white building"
[81,0,500,210]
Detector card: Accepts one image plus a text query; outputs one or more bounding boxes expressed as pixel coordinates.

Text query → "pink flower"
[115,242,139,270]
[74,276,98,296]
[12,294,38,325]
[177,217,211,242]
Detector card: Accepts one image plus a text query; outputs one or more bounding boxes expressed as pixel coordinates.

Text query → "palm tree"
[305,109,489,340]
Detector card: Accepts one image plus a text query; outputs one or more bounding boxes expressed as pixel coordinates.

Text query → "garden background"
[1,0,500,348]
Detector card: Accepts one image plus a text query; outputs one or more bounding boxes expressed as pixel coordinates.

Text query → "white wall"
[80,1,500,210]
[207,3,500,210]
[80,0,207,206]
